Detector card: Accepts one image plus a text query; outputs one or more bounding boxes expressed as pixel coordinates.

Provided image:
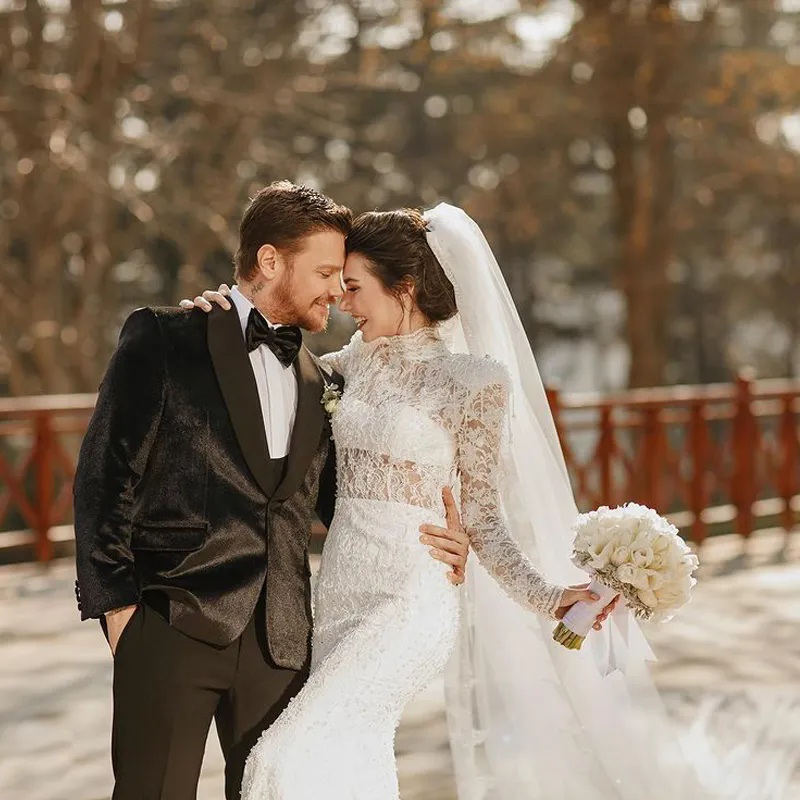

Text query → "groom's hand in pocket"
[419,487,470,586]
[105,604,138,656]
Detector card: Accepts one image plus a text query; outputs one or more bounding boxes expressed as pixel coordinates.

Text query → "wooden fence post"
[641,406,663,510]
[780,394,799,532]
[598,405,614,506]
[34,412,54,563]
[546,386,562,442]
[732,370,757,539]
[689,400,708,543]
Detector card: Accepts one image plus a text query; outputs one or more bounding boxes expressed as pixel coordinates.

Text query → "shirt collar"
[230,285,276,338]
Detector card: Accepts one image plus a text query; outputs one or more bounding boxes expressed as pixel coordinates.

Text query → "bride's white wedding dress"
[239,203,771,800]
[240,327,566,799]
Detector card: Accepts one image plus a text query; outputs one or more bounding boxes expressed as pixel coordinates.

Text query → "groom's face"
[271,229,346,332]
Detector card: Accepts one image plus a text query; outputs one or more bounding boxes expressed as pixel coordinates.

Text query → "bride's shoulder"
[319,331,362,376]
[440,353,510,394]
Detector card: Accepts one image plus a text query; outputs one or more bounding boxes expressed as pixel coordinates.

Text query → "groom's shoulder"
[149,304,204,324]
[117,305,207,352]
[141,305,208,335]
[122,304,199,325]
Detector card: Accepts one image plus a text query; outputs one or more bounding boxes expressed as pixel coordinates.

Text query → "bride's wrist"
[546,584,567,620]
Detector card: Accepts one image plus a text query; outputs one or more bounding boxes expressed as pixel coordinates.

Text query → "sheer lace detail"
[456,366,564,619]
[336,448,456,512]
[324,329,564,619]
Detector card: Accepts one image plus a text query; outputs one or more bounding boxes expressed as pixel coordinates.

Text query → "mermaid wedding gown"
[240,327,566,799]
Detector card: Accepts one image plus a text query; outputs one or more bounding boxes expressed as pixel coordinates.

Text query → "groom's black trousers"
[110,592,308,800]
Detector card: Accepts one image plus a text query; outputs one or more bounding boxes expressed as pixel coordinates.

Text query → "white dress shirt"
[229,286,298,459]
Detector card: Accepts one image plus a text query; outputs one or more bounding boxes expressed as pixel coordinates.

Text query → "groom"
[73,182,471,800]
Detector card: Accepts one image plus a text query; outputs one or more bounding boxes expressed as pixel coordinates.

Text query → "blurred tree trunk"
[599,1,681,387]
[0,0,153,394]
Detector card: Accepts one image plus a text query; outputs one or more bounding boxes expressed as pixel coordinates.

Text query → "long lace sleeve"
[456,364,565,619]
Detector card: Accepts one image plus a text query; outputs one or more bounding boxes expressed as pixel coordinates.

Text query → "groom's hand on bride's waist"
[419,487,469,586]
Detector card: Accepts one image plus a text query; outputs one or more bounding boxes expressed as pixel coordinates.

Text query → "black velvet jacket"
[73,305,339,670]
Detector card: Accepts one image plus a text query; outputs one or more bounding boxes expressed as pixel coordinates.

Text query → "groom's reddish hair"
[234,181,352,281]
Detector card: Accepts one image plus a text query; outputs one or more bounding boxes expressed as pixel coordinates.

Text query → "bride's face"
[338,253,413,342]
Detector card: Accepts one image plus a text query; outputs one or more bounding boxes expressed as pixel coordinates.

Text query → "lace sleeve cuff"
[544,583,566,621]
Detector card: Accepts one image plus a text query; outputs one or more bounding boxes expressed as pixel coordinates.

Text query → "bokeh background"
[2,0,799,399]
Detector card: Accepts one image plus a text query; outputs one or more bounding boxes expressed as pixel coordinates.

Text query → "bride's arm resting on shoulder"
[456,370,617,629]
[179,284,233,311]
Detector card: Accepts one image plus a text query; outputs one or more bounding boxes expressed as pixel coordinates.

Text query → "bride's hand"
[555,585,619,631]
[179,284,233,312]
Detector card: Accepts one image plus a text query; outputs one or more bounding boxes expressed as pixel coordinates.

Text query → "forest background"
[1,0,799,397]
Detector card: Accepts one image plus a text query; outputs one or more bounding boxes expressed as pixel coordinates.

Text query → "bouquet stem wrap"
[553,577,618,650]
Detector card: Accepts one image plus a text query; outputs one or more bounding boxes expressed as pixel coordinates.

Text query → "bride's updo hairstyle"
[346,209,458,323]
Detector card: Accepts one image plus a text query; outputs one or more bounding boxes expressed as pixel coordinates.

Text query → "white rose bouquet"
[553,503,699,650]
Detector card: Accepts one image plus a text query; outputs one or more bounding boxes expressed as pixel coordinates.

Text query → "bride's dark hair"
[346,209,458,323]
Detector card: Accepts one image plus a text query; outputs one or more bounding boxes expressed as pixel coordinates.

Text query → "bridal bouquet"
[553,503,699,650]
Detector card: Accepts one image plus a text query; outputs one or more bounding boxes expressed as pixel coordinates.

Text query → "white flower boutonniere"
[321,382,342,416]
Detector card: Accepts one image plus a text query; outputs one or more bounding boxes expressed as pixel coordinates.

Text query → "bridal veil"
[425,203,711,800]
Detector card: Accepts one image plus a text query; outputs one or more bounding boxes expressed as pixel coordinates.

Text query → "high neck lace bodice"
[318,332,564,620]
[346,327,448,363]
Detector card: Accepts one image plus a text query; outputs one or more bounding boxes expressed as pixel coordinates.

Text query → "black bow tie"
[245,309,302,368]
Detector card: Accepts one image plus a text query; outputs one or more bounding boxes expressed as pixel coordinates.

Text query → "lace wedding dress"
[239,327,566,799]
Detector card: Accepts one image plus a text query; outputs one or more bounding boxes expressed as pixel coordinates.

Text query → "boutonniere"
[321,382,342,416]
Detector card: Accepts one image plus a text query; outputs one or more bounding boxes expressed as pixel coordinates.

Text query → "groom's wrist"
[105,604,137,618]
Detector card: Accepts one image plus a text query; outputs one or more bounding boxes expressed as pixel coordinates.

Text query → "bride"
[187,204,709,799]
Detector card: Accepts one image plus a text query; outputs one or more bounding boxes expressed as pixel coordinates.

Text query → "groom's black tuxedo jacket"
[73,305,339,670]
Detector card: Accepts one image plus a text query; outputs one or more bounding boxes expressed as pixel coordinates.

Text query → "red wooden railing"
[0,394,96,562]
[548,373,800,543]
[0,373,798,562]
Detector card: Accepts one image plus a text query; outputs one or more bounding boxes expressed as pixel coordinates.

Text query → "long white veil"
[424,203,711,799]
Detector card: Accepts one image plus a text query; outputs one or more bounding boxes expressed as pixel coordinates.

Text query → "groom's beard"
[272,270,330,333]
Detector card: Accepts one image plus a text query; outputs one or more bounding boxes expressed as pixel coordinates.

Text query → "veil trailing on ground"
[424,203,712,799]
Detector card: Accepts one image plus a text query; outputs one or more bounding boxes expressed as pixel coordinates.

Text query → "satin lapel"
[207,306,280,497]
[274,346,325,501]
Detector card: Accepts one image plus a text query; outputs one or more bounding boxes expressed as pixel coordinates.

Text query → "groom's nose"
[327,290,343,309]
[328,281,343,303]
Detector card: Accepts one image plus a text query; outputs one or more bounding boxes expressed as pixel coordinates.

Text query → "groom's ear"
[255,244,280,281]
